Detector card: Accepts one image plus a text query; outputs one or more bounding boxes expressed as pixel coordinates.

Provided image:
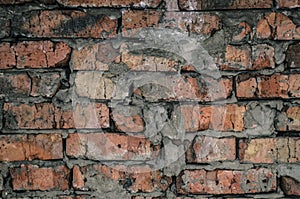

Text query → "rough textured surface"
[177,168,276,194]
[0,0,300,198]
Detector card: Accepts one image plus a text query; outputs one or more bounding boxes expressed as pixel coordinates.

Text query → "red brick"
[73,165,85,190]
[57,0,162,7]
[235,73,300,99]
[66,133,159,161]
[3,102,109,129]
[278,0,300,8]
[281,176,300,196]
[222,44,274,70]
[186,136,236,163]
[161,12,221,36]
[232,22,252,42]
[0,43,16,69]
[122,10,162,36]
[256,12,299,40]
[178,0,272,10]
[71,42,119,71]
[3,103,55,129]
[0,134,62,162]
[225,45,252,69]
[72,102,110,129]
[10,164,70,191]
[73,164,171,193]
[239,138,300,163]
[286,43,300,68]
[0,73,31,96]
[111,106,144,133]
[177,168,276,194]
[14,41,71,68]
[0,0,31,4]
[30,73,61,97]
[13,10,117,38]
[179,104,245,132]
[277,106,300,131]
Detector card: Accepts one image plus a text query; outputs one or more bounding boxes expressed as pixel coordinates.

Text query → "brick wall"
[0,0,300,198]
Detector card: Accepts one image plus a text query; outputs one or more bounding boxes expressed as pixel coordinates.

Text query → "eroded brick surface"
[57,0,162,7]
[178,0,273,10]
[66,133,159,160]
[0,134,62,161]
[13,10,118,38]
[239,138,300,163]
[177,168,276,194]
[236,73,300,99]
[10,164,70,191]
[186,136,236,163]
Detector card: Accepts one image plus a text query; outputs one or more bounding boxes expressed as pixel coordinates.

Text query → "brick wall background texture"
[0,0,300,198]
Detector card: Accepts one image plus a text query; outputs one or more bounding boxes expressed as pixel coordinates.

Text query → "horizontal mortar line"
[0,68,67,73]
[0,159,68,166]
[235,98,300,102]
[276,132,300,137]
[67,158,159,165]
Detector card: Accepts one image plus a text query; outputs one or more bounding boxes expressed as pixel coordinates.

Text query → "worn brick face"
[236,73,300,99]
[179,104,245,132]
[177,168,276,194]
[278,0,300,8]
[57,0,162,7]
[13,10,118,38]
[66,133,159,160]
[178,0,273,10]
[239,138,300,163]
[0,73,31,96]
[10,165,70,191]
[256,13,300,40]
[276,106,300,131]
[281,176,300,196]
[186,136,236,163]
[73,164,171,193]
[0,134,62,161]
[286,43,300,68]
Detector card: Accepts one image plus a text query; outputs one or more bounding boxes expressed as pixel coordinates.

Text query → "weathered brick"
[276,106,300,131]
[161,12,221,36]
[0,134,62,162]
[0,17,10,38]
[122,10,162,36]
[73,164,171,193]
[134,76,232,102]
[111,106,144,133]
[179,104,245,132]
[30,72,61,97]
[75,71,115,99]
[10,164,70,191]
[286,43,300,68]
[177,168,276,194]
[57,0,162,7]
[73,103,110,129]
[14,41,71,68]
[225,45,252,69]
[0,41,70,69]
[186,136,236,163]
[278,0,300,8]
[3,102,109,129]
[4,103,55,129]
[66,133,159,160]
[13,10,117,38]
[239,138,300,163]
[0,43,15,69]
[222,44,275,70]
[256,12,300,40]
[281,176,300,196]
[236,73,300,99]
[0,0,31,4]
[0,73,31,96]
[178,0,272,10]
[231,21,252,43]
[71,42,119,71]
